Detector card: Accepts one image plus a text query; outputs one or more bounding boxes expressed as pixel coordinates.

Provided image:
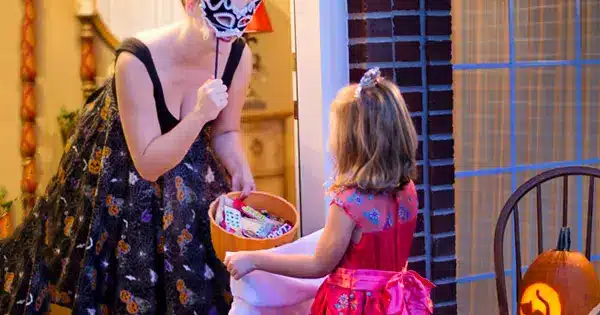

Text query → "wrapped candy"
[224,206,241,226]
[267,223,293,239]
[233,199,267,221]
[215,195,228,228]
[234,199,283,227]
[241,217,277,239]
[216,195,292,240]
[261,210,286,224]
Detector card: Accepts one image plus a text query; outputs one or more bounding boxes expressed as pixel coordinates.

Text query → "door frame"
[292,0,349,235]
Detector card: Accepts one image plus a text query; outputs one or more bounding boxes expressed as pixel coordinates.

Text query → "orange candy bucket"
[208,191,299,261]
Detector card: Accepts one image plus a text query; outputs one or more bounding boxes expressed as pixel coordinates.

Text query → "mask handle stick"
[214,37,220,78]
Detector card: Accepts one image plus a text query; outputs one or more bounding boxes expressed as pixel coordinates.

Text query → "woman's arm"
[116,52,212,182]
[211,46,255,194]
[225,204,356,279]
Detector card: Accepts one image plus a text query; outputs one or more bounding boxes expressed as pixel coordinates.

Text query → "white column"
[294,0,349,235]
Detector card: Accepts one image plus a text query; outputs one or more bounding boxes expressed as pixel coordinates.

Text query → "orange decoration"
[79,22,97,99]
[21,82,36,120]
[19,0,37,215]
[0,213,10,239]
[519,228,600,315]
[20,122,36,157]
[246,1,273,33]
[80,37,96,80]
[21,160,37,194]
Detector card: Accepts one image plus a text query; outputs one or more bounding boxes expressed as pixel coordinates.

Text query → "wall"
[346,0,456,313]
[0,1,23,225]
[0,0,82,226]
[246,0,294,113]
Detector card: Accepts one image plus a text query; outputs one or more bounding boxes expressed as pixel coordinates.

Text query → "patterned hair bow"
[354,67,382,98]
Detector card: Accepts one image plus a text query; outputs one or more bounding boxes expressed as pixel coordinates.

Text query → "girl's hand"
[224,251,256,280]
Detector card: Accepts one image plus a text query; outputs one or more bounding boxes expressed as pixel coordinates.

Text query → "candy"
[233,198,276,222]
[262,210,286,224]
[224,206,242,232]
[216,195,238,230]
[266,223,293,239]
[215,195,292,239]
[233,198,246,211]
[240,217,277,239]
[240,205,268,221]
[241,229,256,238]
[238,204,284,227]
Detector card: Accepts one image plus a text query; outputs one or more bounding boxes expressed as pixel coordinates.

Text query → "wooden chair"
[493,166,600,314]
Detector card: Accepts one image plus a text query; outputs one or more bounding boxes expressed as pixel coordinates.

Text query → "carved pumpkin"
[519,227,600,315]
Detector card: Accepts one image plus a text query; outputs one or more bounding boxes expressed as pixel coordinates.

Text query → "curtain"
[453,0,600,314]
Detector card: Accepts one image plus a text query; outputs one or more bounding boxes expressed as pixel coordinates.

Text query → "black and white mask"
[200,0,263,38]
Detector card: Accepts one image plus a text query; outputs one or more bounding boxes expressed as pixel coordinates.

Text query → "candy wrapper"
[241,217,277,239]
[262,210,286,224]
[214,195,292,240]
[267,223,293,239]
[233,198,285,227]
[215,195,227,228]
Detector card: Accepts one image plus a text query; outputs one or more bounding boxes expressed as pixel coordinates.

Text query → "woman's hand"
[224,251,256,280]
[195,77,228,122]
[232,168,255,197]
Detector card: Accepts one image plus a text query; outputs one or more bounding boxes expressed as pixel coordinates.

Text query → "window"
[453,0,600,313]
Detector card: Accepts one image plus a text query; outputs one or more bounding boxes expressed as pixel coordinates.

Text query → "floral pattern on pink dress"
[310,181,434,314]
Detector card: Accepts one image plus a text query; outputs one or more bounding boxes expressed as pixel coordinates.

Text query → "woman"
[0,0,257,313]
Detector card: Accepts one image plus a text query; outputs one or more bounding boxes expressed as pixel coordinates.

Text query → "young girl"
[225,68,434,314]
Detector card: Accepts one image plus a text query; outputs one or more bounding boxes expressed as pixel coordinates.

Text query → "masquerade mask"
[200,0,263,38]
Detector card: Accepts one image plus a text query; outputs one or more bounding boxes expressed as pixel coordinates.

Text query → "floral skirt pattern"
[0,79,231,314]
[310,268,434,315]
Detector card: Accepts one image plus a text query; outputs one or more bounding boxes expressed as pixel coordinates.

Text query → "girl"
[225,68,434,314]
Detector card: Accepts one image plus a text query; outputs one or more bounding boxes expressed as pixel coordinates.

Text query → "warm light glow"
[519,283,561,315]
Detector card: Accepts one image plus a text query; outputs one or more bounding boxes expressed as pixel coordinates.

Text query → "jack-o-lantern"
[519,227,600,315]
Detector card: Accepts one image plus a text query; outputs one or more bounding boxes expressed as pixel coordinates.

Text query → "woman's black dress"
[0,37,246,315]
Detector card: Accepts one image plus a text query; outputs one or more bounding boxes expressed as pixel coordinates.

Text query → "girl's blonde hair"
[329,77,418,193]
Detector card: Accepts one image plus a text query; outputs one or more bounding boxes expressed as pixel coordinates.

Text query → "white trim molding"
[294,0,349,235]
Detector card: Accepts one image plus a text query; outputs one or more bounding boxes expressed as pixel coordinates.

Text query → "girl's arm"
[226,204,356,279]
[116,53,212,182]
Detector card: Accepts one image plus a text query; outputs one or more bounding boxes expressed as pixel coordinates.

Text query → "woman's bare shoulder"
[114,52,154,110]
[114,52,148,82]
[115,25,177,84]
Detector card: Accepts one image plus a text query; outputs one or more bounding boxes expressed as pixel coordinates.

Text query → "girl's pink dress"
[310,181,434,315]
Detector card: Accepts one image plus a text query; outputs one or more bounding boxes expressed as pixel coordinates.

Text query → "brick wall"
[347,0,456,313]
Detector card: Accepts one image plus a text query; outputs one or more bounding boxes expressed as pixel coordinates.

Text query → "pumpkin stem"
[556,227,566,251]
[555,227,572,251]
